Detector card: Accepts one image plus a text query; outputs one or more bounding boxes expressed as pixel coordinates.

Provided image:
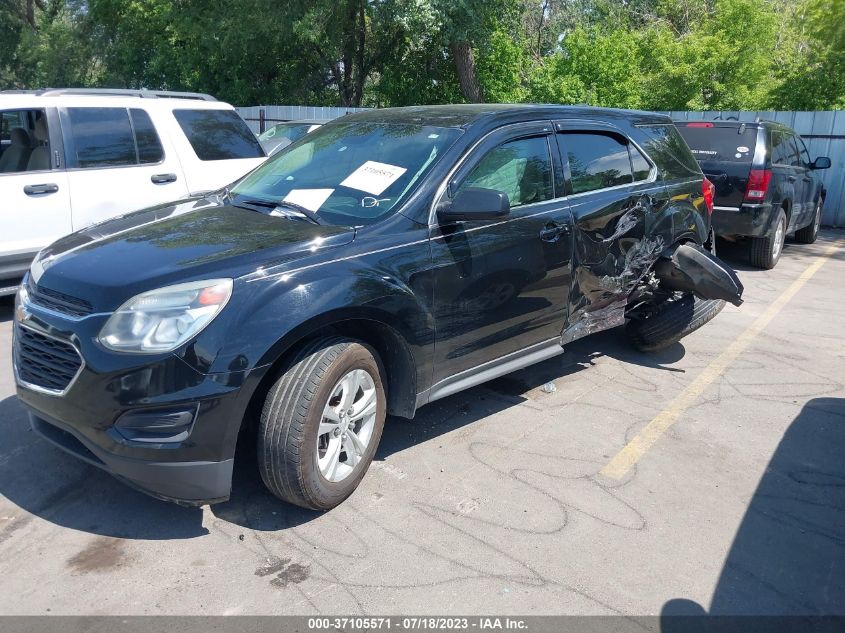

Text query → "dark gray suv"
[676,120,831,269]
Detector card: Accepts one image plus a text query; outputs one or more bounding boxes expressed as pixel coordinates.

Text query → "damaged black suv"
[14,105,743,510]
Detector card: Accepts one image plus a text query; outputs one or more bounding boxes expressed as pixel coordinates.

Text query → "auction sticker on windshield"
[341,161,407,195]
[283,188,334,212]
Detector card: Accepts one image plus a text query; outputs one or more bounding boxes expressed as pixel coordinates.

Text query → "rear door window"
[796,136,812,168]
[66,107,137,168]
[771,129,798,166]
[172,109,264,161]
[676,123,757,163]
[129,108,164,164]
[559,132,633,194]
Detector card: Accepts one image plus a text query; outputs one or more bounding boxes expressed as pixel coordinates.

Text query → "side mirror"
[437,187,510,223]
[812,156,831,170]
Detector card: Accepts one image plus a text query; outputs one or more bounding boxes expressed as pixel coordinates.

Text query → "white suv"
[0,88,266,293]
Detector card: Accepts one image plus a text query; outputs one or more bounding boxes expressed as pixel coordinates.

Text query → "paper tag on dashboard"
[341,161,407,195]
[282,188,334,212]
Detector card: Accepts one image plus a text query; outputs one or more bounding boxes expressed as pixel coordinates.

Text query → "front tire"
[750,208,786,269]
[258,337,386,510]
[794,198,822,244]
[627,294,725,352]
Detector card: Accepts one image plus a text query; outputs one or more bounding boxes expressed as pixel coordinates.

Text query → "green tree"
[771,0,845,108]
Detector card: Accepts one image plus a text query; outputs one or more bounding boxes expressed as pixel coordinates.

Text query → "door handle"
[539,221,569,242]
[151,173,177,184]
[23,183,59,196]
[787,175,797,182]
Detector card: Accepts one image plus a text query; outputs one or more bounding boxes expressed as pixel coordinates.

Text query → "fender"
[190,264,435,388]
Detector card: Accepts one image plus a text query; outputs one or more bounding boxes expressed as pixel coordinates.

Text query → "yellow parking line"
[599,240,842,480]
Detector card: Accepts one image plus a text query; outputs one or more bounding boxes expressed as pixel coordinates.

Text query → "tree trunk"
[450,40,483,103]
[352,0,366,107]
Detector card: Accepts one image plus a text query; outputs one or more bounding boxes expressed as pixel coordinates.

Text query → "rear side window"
[631,146,652,181]
[173,109,264,161]
[676,123,757,163]
[67,107,136,168]
[560,132,632,194]
[129,109,164,164]
[639,124,701,178]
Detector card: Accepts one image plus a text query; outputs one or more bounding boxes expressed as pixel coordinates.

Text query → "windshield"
[676,123,758,163]
[258,122,313,143]
[232,122,462,226]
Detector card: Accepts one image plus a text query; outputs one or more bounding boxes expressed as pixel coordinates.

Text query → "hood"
[32,196,355,308]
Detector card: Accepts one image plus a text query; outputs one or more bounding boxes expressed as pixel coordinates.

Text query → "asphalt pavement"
[0,231,843,616]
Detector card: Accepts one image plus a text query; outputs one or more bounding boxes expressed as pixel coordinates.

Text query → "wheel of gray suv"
[258,336,386,510]
[750,208,786,269]
[627,293,725,352]
[794,198,823,244]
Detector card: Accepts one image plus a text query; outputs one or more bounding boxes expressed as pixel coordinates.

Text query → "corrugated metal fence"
[236,105,367,135]
[237,105,845,227]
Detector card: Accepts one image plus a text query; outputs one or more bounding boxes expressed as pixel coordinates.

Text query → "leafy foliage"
[0,0,842,109]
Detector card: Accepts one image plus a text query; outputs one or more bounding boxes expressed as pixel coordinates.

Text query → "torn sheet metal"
[563,233,665,345]
[561,297,627,344]
[600,204,643,243]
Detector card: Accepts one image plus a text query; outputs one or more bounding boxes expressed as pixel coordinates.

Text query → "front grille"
[27,279,93,318]
[15,325,83,393]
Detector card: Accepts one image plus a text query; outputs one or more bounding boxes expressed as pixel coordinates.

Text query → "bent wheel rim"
[773,218,785,259]
[317,368,377,482]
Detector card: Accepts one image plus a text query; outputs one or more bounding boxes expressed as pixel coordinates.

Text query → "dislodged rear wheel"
[627,293,725,352]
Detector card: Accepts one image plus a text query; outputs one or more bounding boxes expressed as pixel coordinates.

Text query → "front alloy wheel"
[258,337,386,510]
[318,369,378,482]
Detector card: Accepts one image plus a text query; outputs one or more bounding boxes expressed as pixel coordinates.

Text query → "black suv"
[676,120,831,269]
[14,105,743,510]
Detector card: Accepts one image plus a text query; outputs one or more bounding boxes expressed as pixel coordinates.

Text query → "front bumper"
[712,203,774,238]
[29,412,233,505]
[13,299,265,506]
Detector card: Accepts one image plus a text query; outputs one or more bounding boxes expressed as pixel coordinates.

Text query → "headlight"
[98,279,233,353]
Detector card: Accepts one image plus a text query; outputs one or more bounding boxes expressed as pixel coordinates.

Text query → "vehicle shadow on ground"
[660,397,845,626]
[0,395,208,540]
[0,320,686,538]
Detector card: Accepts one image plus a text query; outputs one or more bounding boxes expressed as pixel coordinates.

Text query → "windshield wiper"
[274,201,323,225]
[233,197,323,225]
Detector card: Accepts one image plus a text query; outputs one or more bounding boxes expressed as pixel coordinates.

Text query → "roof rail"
[0,88,217,101]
